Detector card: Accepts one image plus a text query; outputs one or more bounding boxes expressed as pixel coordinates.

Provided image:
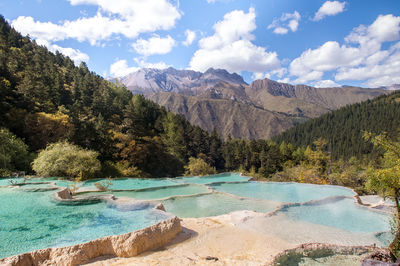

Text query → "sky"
[1,0,400,88]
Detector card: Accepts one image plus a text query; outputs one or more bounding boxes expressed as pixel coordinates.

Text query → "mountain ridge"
[120,67,247,95]
[119,67,390,139]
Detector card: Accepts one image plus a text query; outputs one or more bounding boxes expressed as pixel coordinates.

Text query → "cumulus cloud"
[182,29,196,46]
[288,14,400,87]
[268,11,301,35]
[313,1,346,21]
[312,79,340,88]
[110,59,140,77]
[36,39,89,64]
[252,68,287,81]
[134,59,170,69]
[110,59,169,77]
[190,8,280,74]
[132,35,176,56]
[12,0,181,46]
[335,43,400,87]
[289,41,361,78]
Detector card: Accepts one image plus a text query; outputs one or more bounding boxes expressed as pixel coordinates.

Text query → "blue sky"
[1,0,400,88]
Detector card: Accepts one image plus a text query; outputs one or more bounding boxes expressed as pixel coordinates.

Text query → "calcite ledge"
[0,216,181,266]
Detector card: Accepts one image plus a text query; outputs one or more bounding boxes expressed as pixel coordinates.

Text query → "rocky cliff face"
[119,68,388,139]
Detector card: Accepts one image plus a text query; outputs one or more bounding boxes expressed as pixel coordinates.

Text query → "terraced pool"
[0,187,171,258]
[0,173,393,259]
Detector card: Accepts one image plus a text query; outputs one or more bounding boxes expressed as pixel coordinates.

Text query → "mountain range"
[119,67,389,139]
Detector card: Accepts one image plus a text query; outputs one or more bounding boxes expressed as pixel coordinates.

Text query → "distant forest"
[273,92,400,160]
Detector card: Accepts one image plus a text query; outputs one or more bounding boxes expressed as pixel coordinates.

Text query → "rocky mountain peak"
[120,67,247,95]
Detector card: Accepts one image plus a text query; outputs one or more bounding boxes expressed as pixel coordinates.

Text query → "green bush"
[0,128,32,177]
[32,141,101,179]
[184,157,216,176]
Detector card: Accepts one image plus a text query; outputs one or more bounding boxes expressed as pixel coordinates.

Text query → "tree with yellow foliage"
[364,131,400,258]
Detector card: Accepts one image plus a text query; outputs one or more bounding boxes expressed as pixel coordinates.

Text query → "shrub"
[94,179,113,191]
[184,157,216,176]
[32,141,101,179]
[0,128,32,177]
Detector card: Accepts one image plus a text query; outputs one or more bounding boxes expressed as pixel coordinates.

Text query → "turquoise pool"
[81,178,179,190]
[210,182,355,203]
[176,172,249,184]
[0,178,26,186]
[0,177,76,188]
[162,192,280,218]
[79,184,210,200]
[282,197,391,233]
[0,187,171,258]
[0,173,393,259]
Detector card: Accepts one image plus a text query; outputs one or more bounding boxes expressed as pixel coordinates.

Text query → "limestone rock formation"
[0,217,181,266]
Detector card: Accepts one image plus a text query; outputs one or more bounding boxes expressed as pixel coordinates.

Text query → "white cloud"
[134,59,170,69]
[110,59,140,77]
[190,8,280,74]
[132,35,176,56]
[274,27,288,35]
[252,68,287,81]
[346,14,400,45]
[110,58,170,77]
[335,42,400,87]
[12,0,181,46]
[288,19,299,32]
[289,41,361,78]
[293,71,324,84]
[12,16,67,42]
[277,78,292,84]
[312,79,340,88]
[288,14,400,87]
[313,1,346,21]
[36,39,89,64]
[182,29,196,46]
[268,11,301,35]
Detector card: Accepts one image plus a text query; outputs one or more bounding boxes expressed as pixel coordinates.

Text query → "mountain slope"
[247,79,386,115]
[273,91,400,159]
[148,92,296,139]
[120,67,389,140]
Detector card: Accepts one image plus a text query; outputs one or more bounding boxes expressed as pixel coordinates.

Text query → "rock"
[205,256,219,261]
[56,188,72,200]
[155,203,166,212]
[361,259,398,266]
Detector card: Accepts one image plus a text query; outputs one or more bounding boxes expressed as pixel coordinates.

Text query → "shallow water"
[0,173,393,258]
[79,184,210,200]
[211,182,355,203]
[0,188,171,258]
[162,192,280,218]
[281,197,391,233]
[177,172,249,184]
[0,178,25,186]
[82,178,179,190]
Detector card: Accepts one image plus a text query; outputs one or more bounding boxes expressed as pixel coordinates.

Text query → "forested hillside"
[273,91,400,160]
[0,16,223,178]
[1,15,399,191]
